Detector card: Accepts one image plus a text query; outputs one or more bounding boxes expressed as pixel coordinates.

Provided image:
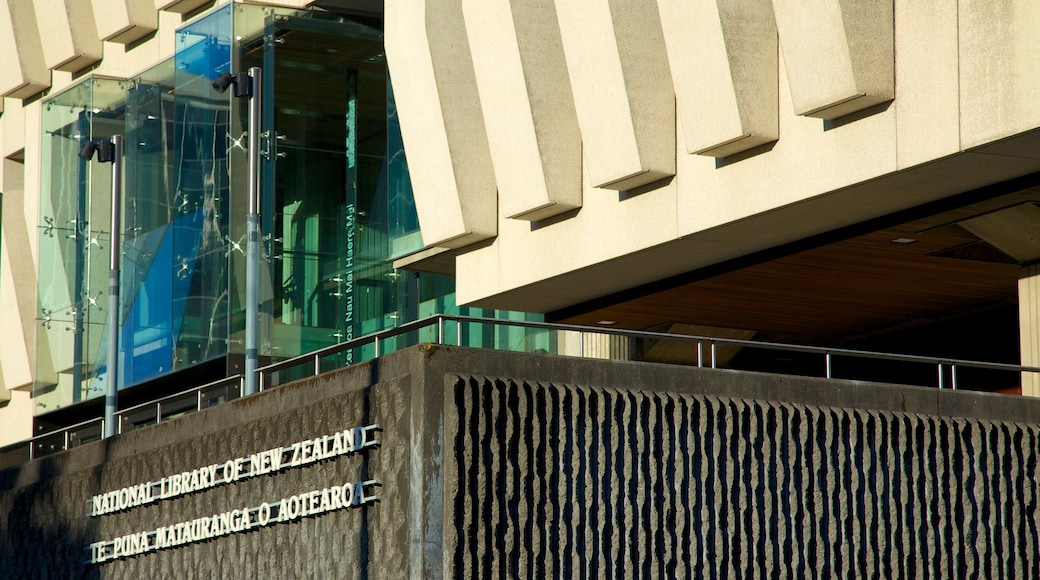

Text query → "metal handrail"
[0,375,242,464]
[256,314,1040,385]
[5,314,1040,468]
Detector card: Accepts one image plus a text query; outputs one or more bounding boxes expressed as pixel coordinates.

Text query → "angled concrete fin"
[0,0,50,99]
[155,0,215,14]
[386,0,497,249]
[772,0,893,119]
[554,0,675,191]
[462,0,581,222]
[35,0,103,73]
[658,0,778,157]
[91,0,158,45]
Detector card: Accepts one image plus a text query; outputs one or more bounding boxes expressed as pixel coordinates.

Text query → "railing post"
[457,320,462,346]
[711,342,717,369]
[697,341,703,367]
[374,336,380,358]
[314,355,321,377]
[825,353,832,379]
[438,317,445,344]
[938,363,944,389]
[951,364,958,390]
[579,332,585,357]
[64,430,70,452]
[197,389,204,412]
[156,402,162,424]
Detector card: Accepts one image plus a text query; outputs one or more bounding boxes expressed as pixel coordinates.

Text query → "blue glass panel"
[175,4,232,80]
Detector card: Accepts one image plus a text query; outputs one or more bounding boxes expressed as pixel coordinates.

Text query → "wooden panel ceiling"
[557,189,1039,346]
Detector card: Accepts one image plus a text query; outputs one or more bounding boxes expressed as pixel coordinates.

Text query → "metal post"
[244,67,262,397]
[374,336,380,358]
[951,364,958,390]
[457,320,462,346]
[825,353,832,379]
[697,342,703,367]
[104,135,123,439]
[438,317,444,344]
[711,342,717,369]
[197,389,204,412]
[938,363,944,389]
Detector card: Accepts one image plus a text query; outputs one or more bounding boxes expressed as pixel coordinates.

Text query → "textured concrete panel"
[463,0,582,221]
[657,0,778,157]
[959,0,1040,149]
[0,158,38,392]
[385,0,498,249]
[4,346,1039,577]
[91,0,158,45]
[893,0,959,169]
[35,0,103,73]
[0,0,50,99]
[771,0,894,119]
[448,374,1040,577]
[554,0,675,190]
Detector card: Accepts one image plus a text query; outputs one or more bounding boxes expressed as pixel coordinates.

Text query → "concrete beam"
[385,0,497,249]
[771,0,894,119]
[0,0,50,99]
[462,0,581,222]
[91,0,158,45]
[155,0,214,14]
[554,0,675,190]
[35,0,103,73]
[657,0,778,157]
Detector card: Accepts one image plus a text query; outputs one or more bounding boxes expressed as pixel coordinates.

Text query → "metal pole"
[825,353,832,379]
[103,135,123,439]
[243,67,262,397]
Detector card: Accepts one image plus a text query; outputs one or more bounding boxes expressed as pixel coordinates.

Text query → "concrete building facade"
[1,0,1040,445]
[2,1,1040,574]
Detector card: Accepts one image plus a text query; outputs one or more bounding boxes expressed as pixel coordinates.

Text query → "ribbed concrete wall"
[1,346,1038,577]
[448,376,1040,578]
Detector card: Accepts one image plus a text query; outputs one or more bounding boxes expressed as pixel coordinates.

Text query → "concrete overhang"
[445,129,1040,314]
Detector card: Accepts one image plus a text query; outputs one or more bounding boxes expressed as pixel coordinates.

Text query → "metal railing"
[256,314,1040,393]
[5,314,1040,469]
[0,375,241,469]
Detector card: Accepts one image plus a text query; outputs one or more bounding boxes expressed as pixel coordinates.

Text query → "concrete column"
[1020,264,1040,397]
[559,331,631,361]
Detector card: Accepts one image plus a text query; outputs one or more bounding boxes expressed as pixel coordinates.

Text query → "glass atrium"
[34,4,547,420]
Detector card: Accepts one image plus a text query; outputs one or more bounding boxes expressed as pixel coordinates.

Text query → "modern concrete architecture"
[2,0,1040,574]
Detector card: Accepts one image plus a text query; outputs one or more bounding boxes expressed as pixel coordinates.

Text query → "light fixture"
[891,238,917,244]
[79,139,116,163]
[211,71,253,98]
[597,320,617,325]
[79,135,124,439]
[213,67,262,397]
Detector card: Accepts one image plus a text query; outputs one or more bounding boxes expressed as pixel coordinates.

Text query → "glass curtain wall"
[34,3,549,415]
[36,78,127,413]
